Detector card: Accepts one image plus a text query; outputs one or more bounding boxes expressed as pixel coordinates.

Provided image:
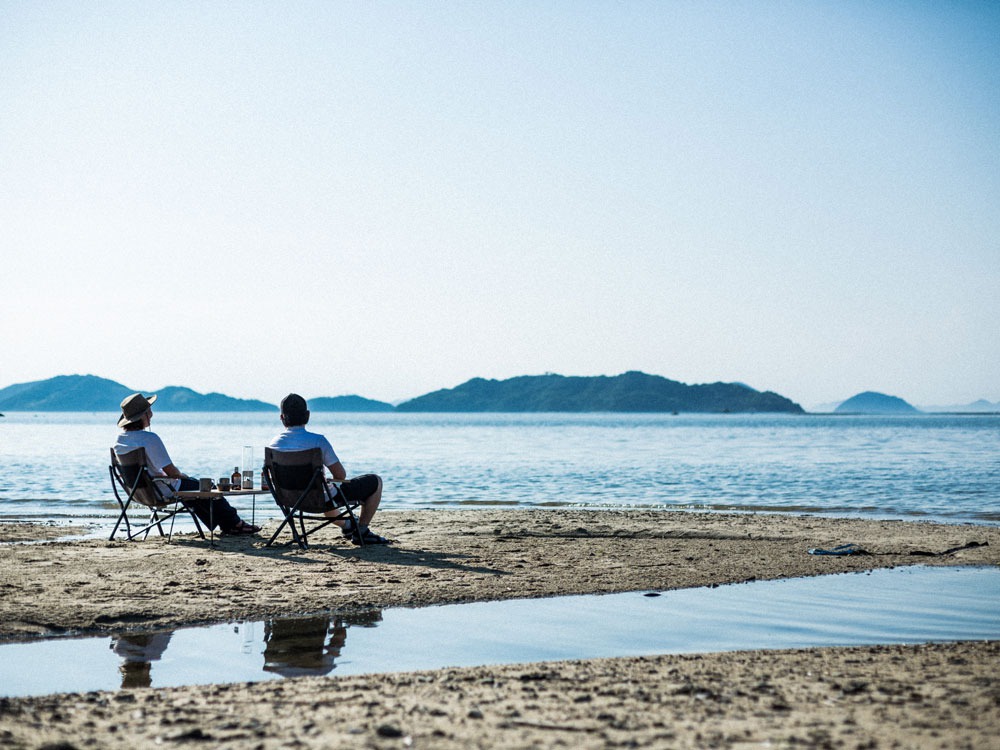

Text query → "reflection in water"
[104,612,386,688]
[263,610,383,677]
[110,631,172,689]
[1,567,997,699]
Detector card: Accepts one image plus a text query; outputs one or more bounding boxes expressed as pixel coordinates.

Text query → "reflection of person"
[263,611,383,677]
[112,393,260,535]
[267,393,390,545]
[263,616,346,677]
[111,631,172,689]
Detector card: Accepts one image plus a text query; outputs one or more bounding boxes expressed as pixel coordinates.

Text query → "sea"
[1,411,998,530]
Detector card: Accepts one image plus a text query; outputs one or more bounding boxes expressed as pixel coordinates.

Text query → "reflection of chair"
[263,610,382,677]
[109,448,206,542]
[111,631,173,689]
[263,616,345,677]
[263,447,362,549]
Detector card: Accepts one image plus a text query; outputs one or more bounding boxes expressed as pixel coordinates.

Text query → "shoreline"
[1,509,997,747]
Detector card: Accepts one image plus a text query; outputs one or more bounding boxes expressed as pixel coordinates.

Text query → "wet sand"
[0,509,997,748]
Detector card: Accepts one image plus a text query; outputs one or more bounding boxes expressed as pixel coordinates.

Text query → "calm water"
[1,565,997,697]
[0,412,998,529]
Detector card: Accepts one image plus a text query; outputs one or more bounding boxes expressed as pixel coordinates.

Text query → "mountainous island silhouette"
[833,391,919,414]
[2,374,994,415]
[0,372,803,413]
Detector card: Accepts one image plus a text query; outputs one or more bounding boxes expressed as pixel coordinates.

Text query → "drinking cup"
[218,478,231,492]
[199,478,213,492]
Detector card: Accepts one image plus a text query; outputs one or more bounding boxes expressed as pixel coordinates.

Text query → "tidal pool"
[1,565,997,698]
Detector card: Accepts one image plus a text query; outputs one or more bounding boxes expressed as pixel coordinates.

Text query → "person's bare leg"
[357,476,382,527]
[326,475,382,528]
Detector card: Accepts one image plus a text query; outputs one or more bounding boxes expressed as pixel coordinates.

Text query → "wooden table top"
[175,487,271,499]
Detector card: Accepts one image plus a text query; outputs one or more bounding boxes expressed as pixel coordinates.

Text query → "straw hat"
[118,392,157,428]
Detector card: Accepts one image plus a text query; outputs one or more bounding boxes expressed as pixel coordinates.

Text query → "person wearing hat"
[267,393,391,545]
[112,393,260,536]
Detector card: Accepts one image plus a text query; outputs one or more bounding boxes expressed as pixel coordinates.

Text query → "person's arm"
[161,463,189,480]
[328,461,347,481]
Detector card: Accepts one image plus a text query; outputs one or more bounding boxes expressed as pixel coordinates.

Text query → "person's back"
[114,394,180,492]
[267,393,390,545]
[112,392,259,536]
[269,424,340,468]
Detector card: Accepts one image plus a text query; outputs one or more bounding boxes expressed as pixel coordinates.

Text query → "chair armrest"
[151,476,178,499]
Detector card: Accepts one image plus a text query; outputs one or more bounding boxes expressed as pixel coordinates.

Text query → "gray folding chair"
[109,448,206,541]
[263,447,363,549]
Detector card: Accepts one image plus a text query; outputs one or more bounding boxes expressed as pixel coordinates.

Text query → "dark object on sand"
[808,543,870,556]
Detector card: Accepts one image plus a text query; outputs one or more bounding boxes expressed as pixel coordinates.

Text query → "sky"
[1,1,998,409]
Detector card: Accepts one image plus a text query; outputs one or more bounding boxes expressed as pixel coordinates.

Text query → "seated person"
[267,393,390,545]
[112,393,260,536]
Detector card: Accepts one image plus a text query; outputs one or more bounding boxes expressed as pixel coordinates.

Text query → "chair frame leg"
[262,464,364,550]
[110,464,208,543]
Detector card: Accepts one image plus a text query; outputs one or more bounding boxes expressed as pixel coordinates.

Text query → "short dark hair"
[280,393,309,426]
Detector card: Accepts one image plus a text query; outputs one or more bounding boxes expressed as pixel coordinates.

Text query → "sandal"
[349,528,392,546]
[226,520,260,536]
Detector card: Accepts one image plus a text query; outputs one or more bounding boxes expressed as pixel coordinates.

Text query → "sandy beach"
[1,509,997,748]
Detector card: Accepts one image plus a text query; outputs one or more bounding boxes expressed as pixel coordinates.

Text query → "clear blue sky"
[2,1,997,408]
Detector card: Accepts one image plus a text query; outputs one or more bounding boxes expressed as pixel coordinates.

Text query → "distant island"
[0,372,806,414]
[920,398,1000,413]
[394,372,804,413]
[8,374,992,416]
[0,375,398,413]
[834,391,920,414]
[308,395,394,412]
[0,375,276,412]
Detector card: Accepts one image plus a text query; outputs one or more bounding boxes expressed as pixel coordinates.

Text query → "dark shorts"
[336,474,380,505]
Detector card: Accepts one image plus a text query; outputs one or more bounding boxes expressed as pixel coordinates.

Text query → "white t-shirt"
[112,430,180,492]
[267,426,340,467]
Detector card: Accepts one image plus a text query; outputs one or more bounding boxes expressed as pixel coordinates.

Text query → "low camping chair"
[263,447,362,549]
[109,448,206,542]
